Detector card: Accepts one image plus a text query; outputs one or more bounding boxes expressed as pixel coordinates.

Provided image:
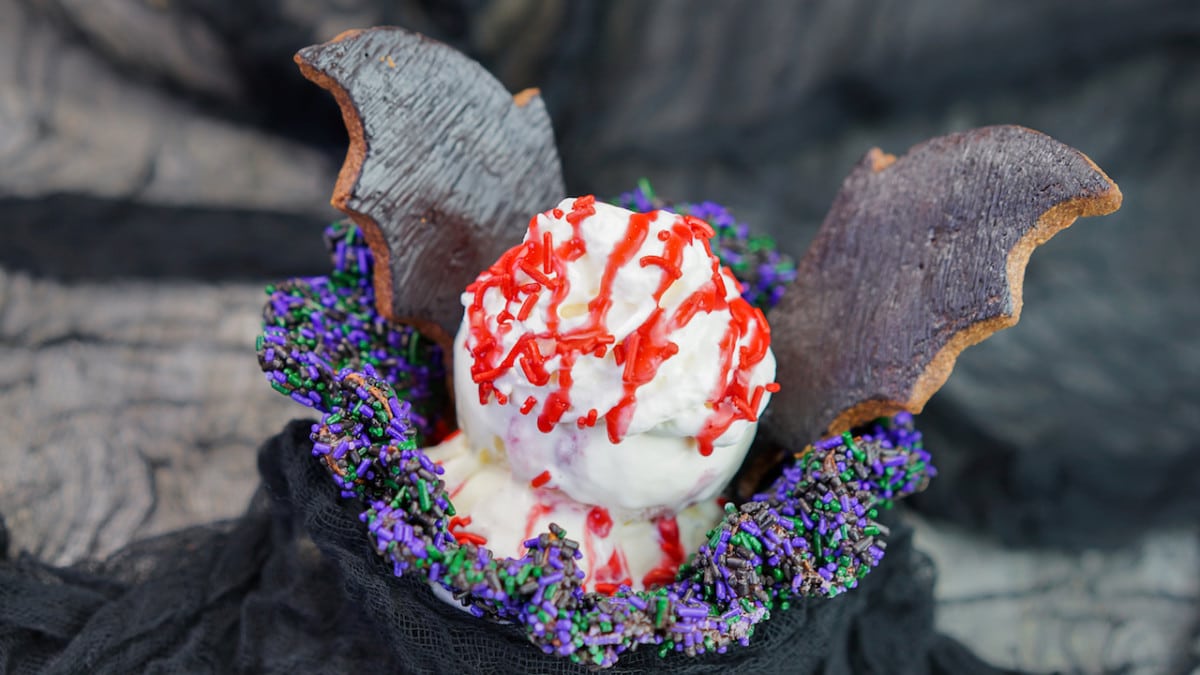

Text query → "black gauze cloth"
[0,421,1016,674]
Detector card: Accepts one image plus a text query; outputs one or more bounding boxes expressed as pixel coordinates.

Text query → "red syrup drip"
[638,516,686,586]
[642,516,686,588]
[464,196,775,457]
[522,502,555,546]
[592,550,631,596]
[658,516,685,562]
[454,532,488,546]
[587,506,613,538]
[581,503,613,592]
[448,515,488,545]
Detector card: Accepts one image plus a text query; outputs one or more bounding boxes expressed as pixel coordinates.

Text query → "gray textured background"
[2,1,1197,672]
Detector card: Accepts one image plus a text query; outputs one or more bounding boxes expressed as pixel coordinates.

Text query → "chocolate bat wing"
[296,27,566,344]
[764,125,1122,447]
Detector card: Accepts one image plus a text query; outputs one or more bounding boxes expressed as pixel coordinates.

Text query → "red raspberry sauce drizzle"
[593,549,632,596]
[587,506,613,537]
[464,195,775,457]
[642,516,685,588]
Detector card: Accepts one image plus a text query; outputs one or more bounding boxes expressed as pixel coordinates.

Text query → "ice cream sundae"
[425,195,776,591]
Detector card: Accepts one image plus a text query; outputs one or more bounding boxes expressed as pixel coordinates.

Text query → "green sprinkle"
[516,565,533,585]
[730,532,749,550]
[745,534,763,554]
[708,528,723,547]
[417,479,431,511]
[407,333,421,365]
[637,177,656,202]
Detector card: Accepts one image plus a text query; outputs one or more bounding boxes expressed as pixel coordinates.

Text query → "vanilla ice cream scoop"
[453,196,776,516]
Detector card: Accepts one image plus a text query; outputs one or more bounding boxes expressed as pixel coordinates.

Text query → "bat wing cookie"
[764,126,1122,448]
[295,27,566,344]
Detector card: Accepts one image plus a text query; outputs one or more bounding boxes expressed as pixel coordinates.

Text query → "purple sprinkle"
[815,435,843,451]
[676,605,708,619]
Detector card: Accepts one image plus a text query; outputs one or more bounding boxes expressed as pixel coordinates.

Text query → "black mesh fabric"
[0,420,1016,674]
